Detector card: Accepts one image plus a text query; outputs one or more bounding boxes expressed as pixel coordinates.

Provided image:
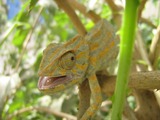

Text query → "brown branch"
[137,0,157,29]
[54,0,87,36]
[137,1,157,28]
[140,17,157,28]
[98,71,160,96]
[134,1,157,70]
[105,0,122,12]
[137,0,147,20]
[133,89,160,119]
[149,26,160,68]
[105,0,123,28]
[66,0,101,23]
[99,71,160,120]
[135,30,153,70]
[6,106,76,120]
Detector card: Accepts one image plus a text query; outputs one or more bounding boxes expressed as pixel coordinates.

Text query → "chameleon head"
[38,35,89,94]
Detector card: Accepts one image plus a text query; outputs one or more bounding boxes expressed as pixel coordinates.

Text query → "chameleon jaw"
[38,75,73,90]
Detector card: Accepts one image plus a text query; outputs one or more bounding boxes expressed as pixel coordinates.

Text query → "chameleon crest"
[38,35,89,94]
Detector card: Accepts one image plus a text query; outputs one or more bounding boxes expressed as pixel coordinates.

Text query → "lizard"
[38,19,119,120]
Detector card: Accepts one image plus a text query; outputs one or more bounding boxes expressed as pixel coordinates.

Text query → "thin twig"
[137,0,147,20]
[140,17,157,28]
[149,26,160,68]
[6,106,76,120]
[15,7,43,72]
[132,0,155,71]
[135,31,153,70]
[54,0,87,36]
[105,0,123,28]
[105,0,122,12]
[66,0,101,23]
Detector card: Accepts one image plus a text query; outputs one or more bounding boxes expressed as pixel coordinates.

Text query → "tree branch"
[6,106,76,120]
[105,0,123,28]
[140,17,157,28]
[149,26,160,68]
[98,71,160,96]
[54,0,87,36]
[137,0,147,20]
[66,0,101,23]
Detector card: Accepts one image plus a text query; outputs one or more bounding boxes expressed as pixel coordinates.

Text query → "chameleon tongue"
[38,76,70,89]
[44,76,65,86]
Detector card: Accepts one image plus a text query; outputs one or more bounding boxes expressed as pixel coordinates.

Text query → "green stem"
[111,0,140,120]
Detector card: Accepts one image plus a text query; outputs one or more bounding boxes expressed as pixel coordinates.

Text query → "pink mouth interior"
[38,76,71,89]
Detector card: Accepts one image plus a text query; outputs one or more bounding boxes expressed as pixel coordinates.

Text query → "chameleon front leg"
[80,74,102,120]
[78,79,91,119]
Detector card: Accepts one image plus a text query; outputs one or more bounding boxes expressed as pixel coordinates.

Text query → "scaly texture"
[38,20,119,120]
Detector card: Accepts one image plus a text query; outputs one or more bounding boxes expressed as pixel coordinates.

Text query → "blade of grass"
[111,0,140,120]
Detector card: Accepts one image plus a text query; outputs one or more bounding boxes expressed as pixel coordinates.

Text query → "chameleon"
[38,19,119,120]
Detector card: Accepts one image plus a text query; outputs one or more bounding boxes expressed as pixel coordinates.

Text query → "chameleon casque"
[38,20,119,120]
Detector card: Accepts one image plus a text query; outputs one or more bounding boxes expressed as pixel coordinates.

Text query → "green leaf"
[13,1,30,21]
[12,27,29,49]
[29,0,39,12]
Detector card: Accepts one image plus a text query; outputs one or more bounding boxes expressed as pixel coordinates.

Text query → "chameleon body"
[38,20,119,120]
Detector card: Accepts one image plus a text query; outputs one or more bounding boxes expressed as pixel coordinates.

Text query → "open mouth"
[38,75,72,89]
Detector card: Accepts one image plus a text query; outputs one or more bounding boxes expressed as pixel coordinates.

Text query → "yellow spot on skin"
[96,97,102,103]
[90,57,97,65]
[87,110,93,116]
[75,41,84,50]
[65,35,80,47]
[70,79,78,85]
[99,41,115,58]
[65,35,84,51]
[94,85,101,92]
[107,32,112,39]
[45,45,61,61]
[91,43,99,51]
[76,51,85,59]
[76,64,86,71]
[60,69,66,75]
[71,69,77,74]
[93,29,101,38]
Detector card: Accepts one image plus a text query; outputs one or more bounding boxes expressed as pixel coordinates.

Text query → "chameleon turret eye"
[59,51,76,70]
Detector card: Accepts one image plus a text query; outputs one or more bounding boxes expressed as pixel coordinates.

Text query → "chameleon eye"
[59,51,76,70]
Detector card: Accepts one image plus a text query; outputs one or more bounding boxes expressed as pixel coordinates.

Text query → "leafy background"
[0,0,159,120]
